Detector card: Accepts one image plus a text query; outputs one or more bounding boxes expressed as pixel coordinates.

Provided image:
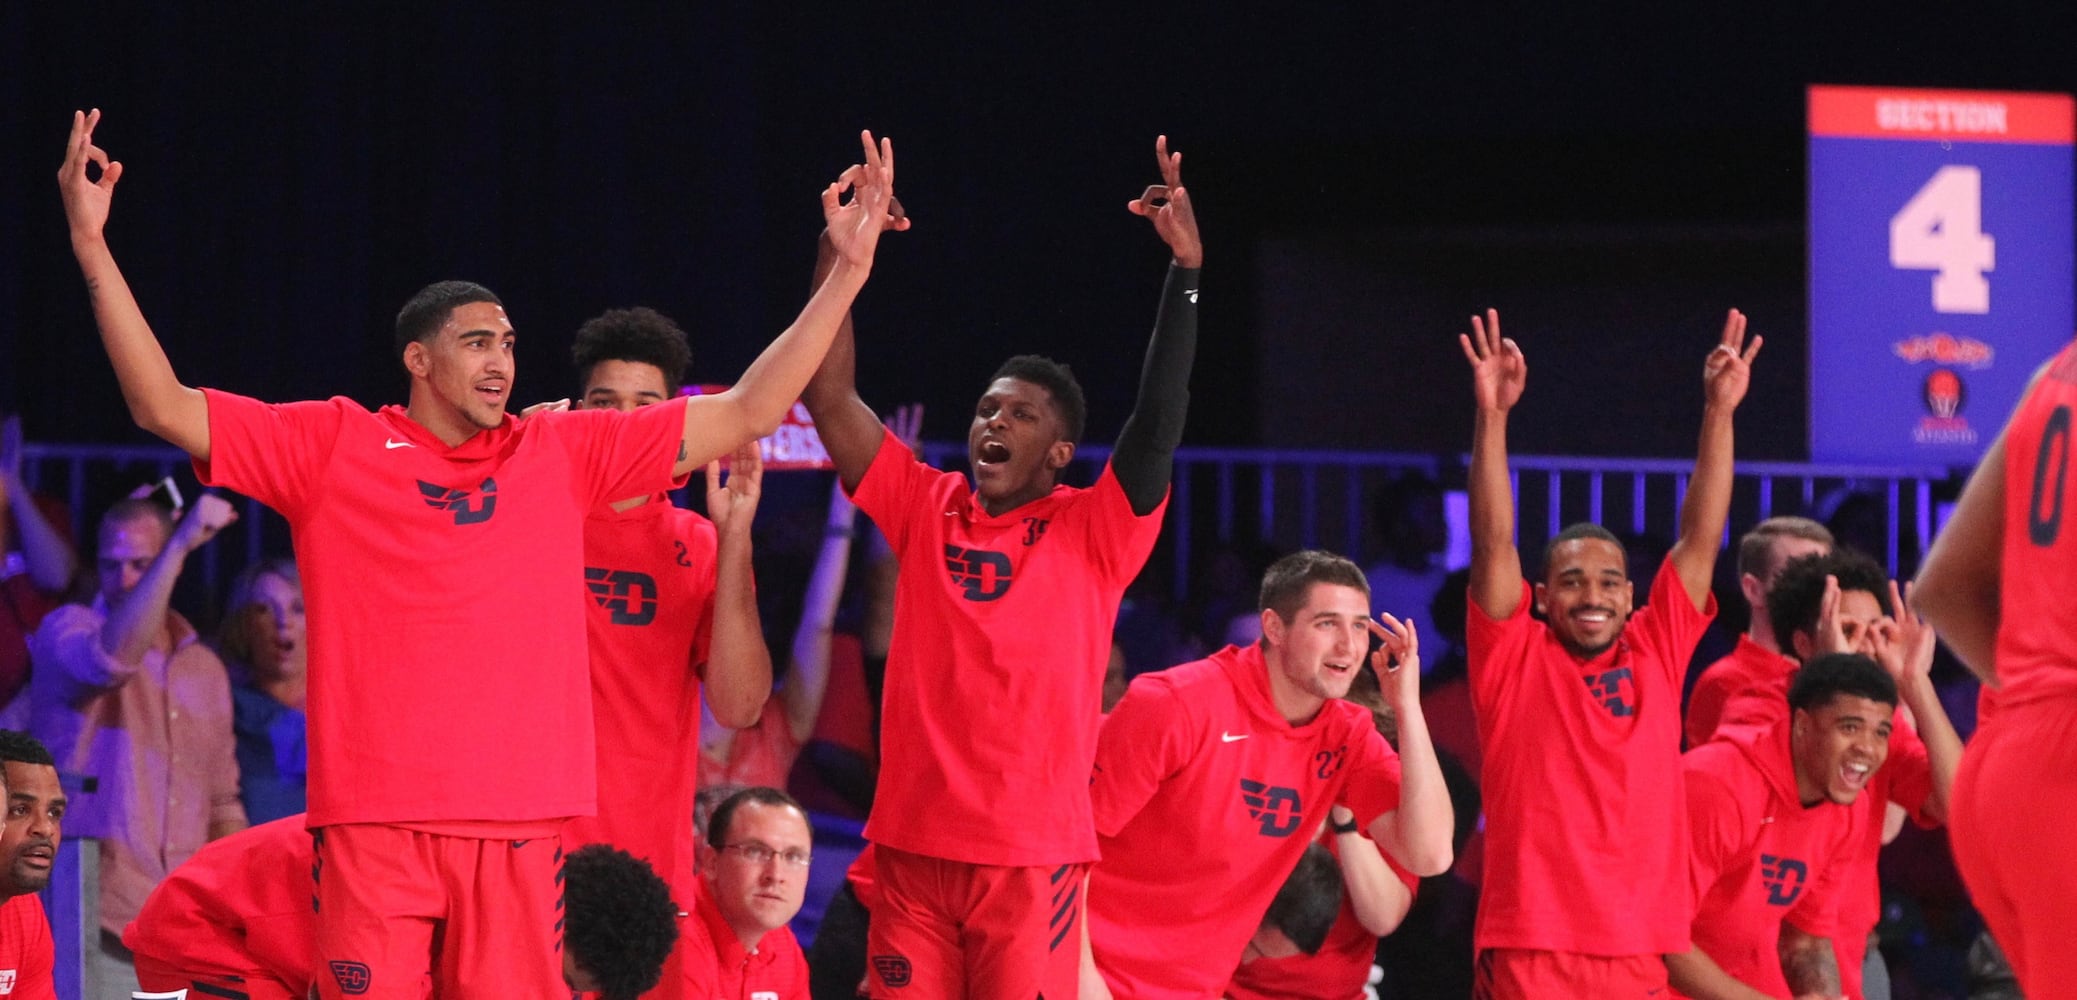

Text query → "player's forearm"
[1334,826,1414,936]
[783,495,855,743]
[800,239,883,490]
[1898,674,1962,823]
[1665,402,1736,610]
[1467,408,1523,615]
[1112,265,1200,515]
[70,236,210,458]
[1370,705,1455,877]
[705,531,773,730]
[2,482,77,592]
[99,541,190,665]
[1778,925,1841,998]
[687,260,870,473]
[1913,430,2007,680]
[1665,946,1778,1000]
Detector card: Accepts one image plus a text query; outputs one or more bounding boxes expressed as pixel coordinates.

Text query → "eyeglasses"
[721,842,812,869]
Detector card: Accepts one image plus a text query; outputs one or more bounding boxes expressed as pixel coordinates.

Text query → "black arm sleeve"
[1111,264,1200,515]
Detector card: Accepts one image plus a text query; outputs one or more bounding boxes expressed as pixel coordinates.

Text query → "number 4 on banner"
[1889,165,1996,314]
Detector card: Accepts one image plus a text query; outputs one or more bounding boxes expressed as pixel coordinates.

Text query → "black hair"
[1257,550,1370,624]
[570,307,695,396]
[1261,843,1342,955]
[1766,550,1893,650]
[0,731,55,769]
[990,355,1087,444]
[1539,522,1624,580]
[705,786,808,850]
[1788,653,1899,714]
[393,280,503,362]
[562,844,679,1000]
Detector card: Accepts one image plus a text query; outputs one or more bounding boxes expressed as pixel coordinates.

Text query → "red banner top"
[1810,85,2073,144]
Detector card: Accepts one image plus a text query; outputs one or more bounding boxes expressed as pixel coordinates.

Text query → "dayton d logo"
[329,961,373,995]
[584,568,659,626]
[1583,665,1637,718]
[1239,779,1304,838]
[1760,854,1809,906]
[871,955,913,988]
[417,478,498,525]
[943,544,1014,602]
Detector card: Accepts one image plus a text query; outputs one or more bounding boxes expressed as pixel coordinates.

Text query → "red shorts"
[1951,705,2077,997]
[1474,948,1668,999]
[134,956,301,1000]
[864,845,1086,999]
[313,823,564,1000]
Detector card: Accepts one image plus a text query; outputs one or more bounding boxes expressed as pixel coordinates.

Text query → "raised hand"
[885,402,926,456]
[57,109,124,241]
[172,492,238,553]
[1127,135,1202,269]
[820,131,903,270]
[1875,579,1938,686]
[1702,308,1763,410]
[705,440,764,537]
[1809,574,1869,658]
[1459,309,1526,412]
[1367,613,1421,709]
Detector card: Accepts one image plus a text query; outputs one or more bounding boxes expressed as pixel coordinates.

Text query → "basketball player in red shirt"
[1915,341,2077,996]
[0,731,61,1000]
[1082,550,1453,998]
[1716,551,1960,1000]
[555,306,774,1000]
[798,136,1199,998]
[58,109,896,999]
[1666,654,1898,999]
[1684,517,1834,749]
[1461,308,1759,997]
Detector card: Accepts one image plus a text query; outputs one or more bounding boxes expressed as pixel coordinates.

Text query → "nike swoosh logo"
[385,439,415,449]
[1221,732,1249,743]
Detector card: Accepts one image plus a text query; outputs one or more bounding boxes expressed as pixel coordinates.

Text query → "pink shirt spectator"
[29,599,245,933]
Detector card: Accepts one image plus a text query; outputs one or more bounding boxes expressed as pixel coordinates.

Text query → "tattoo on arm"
[1780,930,1840,996]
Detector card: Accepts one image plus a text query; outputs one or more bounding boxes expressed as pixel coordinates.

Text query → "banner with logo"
[686,385,835,471]
[1809,85,2074,465]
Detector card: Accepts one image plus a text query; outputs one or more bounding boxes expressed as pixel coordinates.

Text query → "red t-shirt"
[1677,722,1856,999]
[1088,644,1403,998]
[1996,339,2077,708]
[1466,555,1715,955]
[1686,636,1796,750]
[121,815,315,992]
[1223,831,1418,1000]
[849,427,1165,866]
[563,498,717,903]
[680,878,809,1000]
[699,696,801,793]
[1714,668,1937,1000]
[196,391,689,826]
[0,893,56,1000]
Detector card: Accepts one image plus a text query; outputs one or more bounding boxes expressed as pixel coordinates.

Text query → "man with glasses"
[688,787,813,999]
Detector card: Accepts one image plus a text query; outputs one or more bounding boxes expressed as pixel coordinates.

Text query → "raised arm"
[103,494,237,666]
[1111,135,1202,515]
[1362,613,1454,876]
[800,227,898,491]
[1668,310,1763,610]
[701,442,773,730]
[58,110,210,460]
[0,418,77,592]
[1874,581,1962,823]
[675,131,898,478]
[1462,310,1528,618]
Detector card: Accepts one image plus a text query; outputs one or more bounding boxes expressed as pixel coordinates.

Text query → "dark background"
[5,6,2075,459]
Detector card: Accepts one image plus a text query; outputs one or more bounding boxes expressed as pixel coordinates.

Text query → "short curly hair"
[990,355,1087,444]
[563,844,679,1000]
[1766,550,1892,651]
[571,307,694,396]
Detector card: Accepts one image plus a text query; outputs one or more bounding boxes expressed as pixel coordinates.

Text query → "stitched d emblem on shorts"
[330,960,373,995]
[871,955,912,988]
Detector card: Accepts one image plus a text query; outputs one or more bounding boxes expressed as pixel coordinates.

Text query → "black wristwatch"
[1330,816,1359,835]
